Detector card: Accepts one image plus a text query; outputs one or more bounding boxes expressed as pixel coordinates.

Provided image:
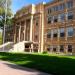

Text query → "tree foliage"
[0,0,13,29]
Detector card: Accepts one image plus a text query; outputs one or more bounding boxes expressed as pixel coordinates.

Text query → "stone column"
[58,28,60,53]
[57,45,60,53]
[30,15,33,41]
[24,21,26,41]
[64,45,68,54]
[51,30,53,41]
[30,15,33,52]
[40,12,44,53]
[19,25,21,42]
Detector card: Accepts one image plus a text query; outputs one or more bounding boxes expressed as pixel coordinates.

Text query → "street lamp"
[3,0,7,52]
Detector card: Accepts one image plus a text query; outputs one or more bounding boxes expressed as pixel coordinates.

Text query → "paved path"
[0,61,51,75]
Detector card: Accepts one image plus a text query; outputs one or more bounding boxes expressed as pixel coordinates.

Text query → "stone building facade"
[44,0,75,53]
[13,3,45,52]
[12,0,75,53]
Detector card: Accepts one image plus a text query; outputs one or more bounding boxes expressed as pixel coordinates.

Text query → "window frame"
[53,29,58,38]
[67,27,74,37]
[59,28,65,37]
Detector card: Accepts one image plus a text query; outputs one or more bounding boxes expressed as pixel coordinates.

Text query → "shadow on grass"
[0,52,75,75]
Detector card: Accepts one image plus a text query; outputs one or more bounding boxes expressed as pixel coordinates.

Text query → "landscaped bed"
[0,52,75,75]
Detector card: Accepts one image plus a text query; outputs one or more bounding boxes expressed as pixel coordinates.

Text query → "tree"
[0,0,13,29]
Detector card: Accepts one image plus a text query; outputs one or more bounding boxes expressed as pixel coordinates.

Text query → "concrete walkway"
[0,61,51,75]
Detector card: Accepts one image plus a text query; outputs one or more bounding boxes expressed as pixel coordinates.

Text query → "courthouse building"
[9,0,75,53]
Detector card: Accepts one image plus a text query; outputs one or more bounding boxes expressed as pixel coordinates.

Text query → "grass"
[0,52,75,75]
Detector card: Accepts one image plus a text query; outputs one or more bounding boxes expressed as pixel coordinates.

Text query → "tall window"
[59,13,65,22]
[60,45,64,52]
[47,8,52,14]
[47,16,52,24]
[36,22,38,26]
[53,29,58,38]
[58,0,64,2]
[47,45,51,52]
[36,18,39,26]
[67,27,73,37]
[59,3,65,10]
[60,28,65,37]
[67,1,73,9]
[67,12,73,20]
[53,6,58,11]
[47,30,51,38]
[68,45,72,52]
[54,16,58,23]
[53,45,57,52]
[35,35,38,40]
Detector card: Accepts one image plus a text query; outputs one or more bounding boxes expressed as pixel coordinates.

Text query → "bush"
[42,51,48,54]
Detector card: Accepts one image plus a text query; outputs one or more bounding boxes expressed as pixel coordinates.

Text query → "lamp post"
[3,0,7,52]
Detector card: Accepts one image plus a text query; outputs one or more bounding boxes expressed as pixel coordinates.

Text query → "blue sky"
[11,0,52,14]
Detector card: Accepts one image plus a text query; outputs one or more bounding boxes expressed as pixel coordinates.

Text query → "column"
[40,13,44,53]
[30,15,33,41]
[30,15,33,52]
[64,45,68,54]
[51,30,53,41]
[24,21,26,41]
[51,45,53,53]
[19,25,21,42]
[58,29,60,53]
[57,45,60,53]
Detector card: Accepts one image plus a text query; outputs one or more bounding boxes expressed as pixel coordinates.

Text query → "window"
[47,30,51,38]
[36,22,38,26]
[67,1,73,9]
[68,12,73,20]
[60,45,64,52]
[35,35,38,39]
[54,16,58,22]
[59,13,65,22]
[36,18,39,26]
[47,45,51,52]
[53,29,58,38]
[68,45,72,52]
[48,8,52,14]
[58,0,64,2]
[47,16,52,24]
[67,27,73,37]
[59,3,65,10]
[53,6,58,11]
[60,28,65,37]
[53,46,57,52]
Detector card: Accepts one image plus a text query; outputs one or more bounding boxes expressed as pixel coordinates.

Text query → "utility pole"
[3,0,7,52]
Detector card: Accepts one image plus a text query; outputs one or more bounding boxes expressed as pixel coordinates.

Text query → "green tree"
[0,0,13,29]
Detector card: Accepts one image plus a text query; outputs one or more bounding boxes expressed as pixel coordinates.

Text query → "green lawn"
[0,52,75,75]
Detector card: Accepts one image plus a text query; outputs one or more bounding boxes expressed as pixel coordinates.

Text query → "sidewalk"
[0,61,51,75]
